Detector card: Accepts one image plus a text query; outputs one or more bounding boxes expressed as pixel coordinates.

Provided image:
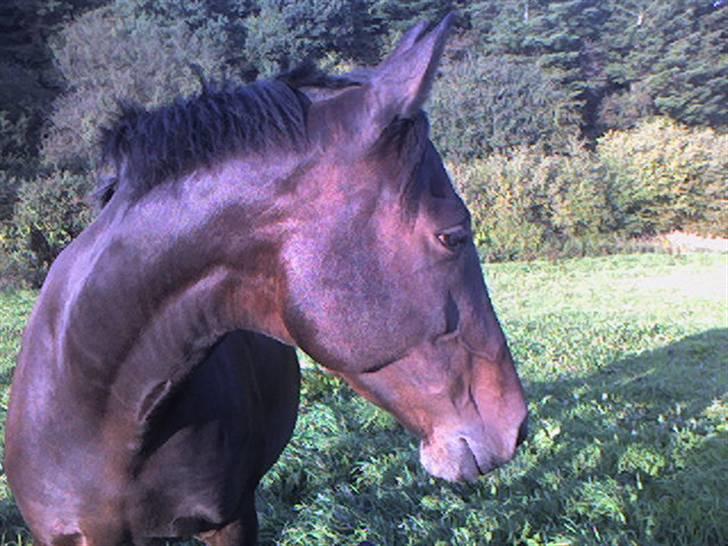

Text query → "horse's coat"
[5,15,528,545]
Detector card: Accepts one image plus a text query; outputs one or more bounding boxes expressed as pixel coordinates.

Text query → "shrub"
[598,117,728,238]
[42,0,232,170]
[452,118,727,262]
[2,170,93,287]
[450,143,614,262]
[430,53,578,160]
[242,0,376,76]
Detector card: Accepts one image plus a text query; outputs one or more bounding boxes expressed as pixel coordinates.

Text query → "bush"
[598,117,728,238]
[450,143,615,262]
[42,0,232,170]
[452,118,727,262]
[2,170,93,287]
[430,54,578,160]
[242,0,377,76]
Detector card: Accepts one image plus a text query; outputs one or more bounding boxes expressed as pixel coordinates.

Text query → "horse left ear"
[369,13,455,125]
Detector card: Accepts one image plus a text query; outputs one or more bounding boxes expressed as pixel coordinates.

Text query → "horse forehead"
[283,127,446,230]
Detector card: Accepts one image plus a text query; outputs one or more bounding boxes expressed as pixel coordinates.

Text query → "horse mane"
[96,62,365,207]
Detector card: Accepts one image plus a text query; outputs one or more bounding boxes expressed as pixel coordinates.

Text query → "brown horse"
[5,15,527,545]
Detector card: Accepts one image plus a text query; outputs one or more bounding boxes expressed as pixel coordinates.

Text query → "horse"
[5,14,528,545]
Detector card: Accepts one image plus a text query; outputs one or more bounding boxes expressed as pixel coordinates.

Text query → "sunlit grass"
[0,253,725,544]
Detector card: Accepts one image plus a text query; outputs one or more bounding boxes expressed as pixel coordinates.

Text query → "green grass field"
[0,253,726,545]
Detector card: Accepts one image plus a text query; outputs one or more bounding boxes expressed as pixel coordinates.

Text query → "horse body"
[6,15,528,545]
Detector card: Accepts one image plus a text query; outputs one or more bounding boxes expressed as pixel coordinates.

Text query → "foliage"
[467,0,613,138]
[1,170,93,287]
[372,0,458,33]
[6,113,723,289]
[597,79,655,130]
[0,170,23,256]
[0,109,34,178]
[601,0,728,128]
[1,253,725,544]
[0,1,113,180]
[0,110,35,234]
[42,0,233,170]
[430,53,578,158]
[598,117,728,237]
[466,0,727,135]
[3,1,727,175]
[2,1,726,286]
[450,117,727,261]
[242,0,377,76]
[522,0,611,133]
[451,142,615,261]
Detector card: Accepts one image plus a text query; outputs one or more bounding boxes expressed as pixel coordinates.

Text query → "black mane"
[97,64,363,206]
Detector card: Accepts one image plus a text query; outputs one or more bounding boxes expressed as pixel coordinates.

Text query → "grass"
[0,253,726,545]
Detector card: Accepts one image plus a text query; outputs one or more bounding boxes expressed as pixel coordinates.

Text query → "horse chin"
[419,436,500,483]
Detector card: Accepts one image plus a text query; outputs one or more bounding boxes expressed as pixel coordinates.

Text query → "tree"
[42,0,233,170]
[429,54,578,158]
[373,0,459,33]
[467,1,535,56]
[524,1,611,137]
[242,0,379,76]
[601,0,728,129]
[647,2,728,127]
[0,0,109,175]
[465,1,612,139]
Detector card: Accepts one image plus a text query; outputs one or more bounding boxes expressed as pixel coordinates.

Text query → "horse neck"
[58,159,299,423]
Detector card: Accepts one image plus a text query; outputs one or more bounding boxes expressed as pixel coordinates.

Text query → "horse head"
[279,15,528,481]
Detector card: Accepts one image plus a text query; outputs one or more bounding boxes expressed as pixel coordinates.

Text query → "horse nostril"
[516,416,528,448]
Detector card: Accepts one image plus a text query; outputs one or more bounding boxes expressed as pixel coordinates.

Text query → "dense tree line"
[0,0,726,285]
[2,0,725,169]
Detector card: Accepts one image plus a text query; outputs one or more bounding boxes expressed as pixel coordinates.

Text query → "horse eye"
[436,227,469,251]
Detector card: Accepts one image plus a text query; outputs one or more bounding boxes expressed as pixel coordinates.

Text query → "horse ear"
[370,13,455,123]
[305,14,454,152]
[387,20,430,59]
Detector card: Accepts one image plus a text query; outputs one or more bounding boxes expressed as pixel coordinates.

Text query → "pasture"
[0,252,725,545]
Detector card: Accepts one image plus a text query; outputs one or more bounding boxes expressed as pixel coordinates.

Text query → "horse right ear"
[306,14,454,153]
[367,13,455,128]
[386,20,430,60]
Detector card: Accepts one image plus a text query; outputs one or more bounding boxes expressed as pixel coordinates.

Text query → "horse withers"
[5,14,527,545]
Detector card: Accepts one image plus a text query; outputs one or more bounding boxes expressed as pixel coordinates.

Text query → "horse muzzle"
[418,414,528,482]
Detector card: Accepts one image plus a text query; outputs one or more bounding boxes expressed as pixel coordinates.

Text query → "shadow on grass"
[510,327,727,545]
[257,328,727,545]
[1,330,725,545]
[0,498,27,544]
